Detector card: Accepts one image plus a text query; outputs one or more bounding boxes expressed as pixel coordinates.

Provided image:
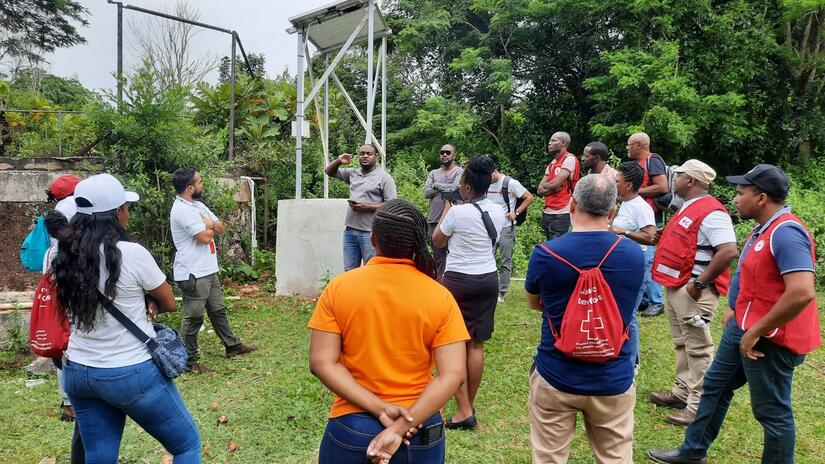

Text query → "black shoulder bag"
[470,200,498,250]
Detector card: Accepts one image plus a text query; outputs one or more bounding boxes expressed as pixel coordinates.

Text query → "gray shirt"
[336,167,397,231]
[424,166,463,223]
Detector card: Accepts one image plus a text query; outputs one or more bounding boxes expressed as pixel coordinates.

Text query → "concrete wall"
[276,199,349,297]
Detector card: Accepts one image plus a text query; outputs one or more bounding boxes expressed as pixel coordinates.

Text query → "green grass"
[1,293,824,463]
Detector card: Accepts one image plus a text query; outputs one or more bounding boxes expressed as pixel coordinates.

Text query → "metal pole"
[324,53,330,199]
[295,28,306,200]
[117,3,123,110]
[365,0,375,145]
[229,33,236,160]
[381,37,387,168]
[58,111,63,156]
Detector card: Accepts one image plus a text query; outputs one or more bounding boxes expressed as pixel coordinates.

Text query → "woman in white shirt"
[433,155,506,431]
[610,161,657,370]
[52,174,201,463]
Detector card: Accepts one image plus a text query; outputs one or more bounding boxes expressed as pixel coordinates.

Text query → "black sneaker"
[641,304,664,317]
[648,448,707,464]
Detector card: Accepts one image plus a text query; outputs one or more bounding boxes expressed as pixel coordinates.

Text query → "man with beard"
[325,144,398,270]
[537,132,581,240]
[424,144,463,279]
[171,168,256,373]
[581,141,618,181]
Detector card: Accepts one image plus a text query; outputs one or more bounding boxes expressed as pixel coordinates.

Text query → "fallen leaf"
[210,402,219,411]
[217,415,228,425]
[160,454,172,464]
[228,442,239,452]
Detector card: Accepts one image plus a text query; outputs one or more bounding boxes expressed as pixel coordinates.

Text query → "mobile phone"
[347,199,358,205]
[417,422,444,445]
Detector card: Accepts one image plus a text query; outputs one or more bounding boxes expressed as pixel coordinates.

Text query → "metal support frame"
[381,36,387,167]
[229,33,236,160]
[365,0,375,146]
[295,28,306,199]
[107,1,256,159]
[291,0,391,198]
[324,53,330,198]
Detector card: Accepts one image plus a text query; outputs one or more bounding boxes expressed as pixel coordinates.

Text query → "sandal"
[60,402,76,422]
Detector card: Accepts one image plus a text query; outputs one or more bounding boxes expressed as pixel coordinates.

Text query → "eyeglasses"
[440,150,452,155]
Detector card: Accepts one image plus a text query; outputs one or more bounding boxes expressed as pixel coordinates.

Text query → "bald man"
[537,132,581,240]
[627,132,668,316]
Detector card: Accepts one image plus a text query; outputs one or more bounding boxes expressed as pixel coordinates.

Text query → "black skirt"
[441,271,499,341]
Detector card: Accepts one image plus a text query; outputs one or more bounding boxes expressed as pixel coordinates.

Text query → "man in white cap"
[648,160,738,426]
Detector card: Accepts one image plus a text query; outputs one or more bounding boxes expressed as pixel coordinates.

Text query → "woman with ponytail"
[432,154,506,430]
[309,199,470,464]
[53,174,201,463]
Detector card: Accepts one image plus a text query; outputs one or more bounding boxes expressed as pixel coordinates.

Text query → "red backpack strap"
[596,237,623,269]
[538,243,581,273]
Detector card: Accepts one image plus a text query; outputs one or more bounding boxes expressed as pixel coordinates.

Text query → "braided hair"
[461,154,496,197]
[618,161,645,192]
[372,199,437,280]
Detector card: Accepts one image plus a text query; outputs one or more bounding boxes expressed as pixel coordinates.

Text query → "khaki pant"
[528,368,635,464]
[664,284,718,413]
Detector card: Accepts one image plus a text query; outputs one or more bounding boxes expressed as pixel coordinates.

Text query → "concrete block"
[276,199,349,297]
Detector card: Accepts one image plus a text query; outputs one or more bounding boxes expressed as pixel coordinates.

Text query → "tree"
[0,0,88,69]
[128,0,218,89]
[219,52,266,83]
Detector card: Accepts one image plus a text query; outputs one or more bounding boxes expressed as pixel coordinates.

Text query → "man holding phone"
[424,144,463,279]
[325,144,397,271]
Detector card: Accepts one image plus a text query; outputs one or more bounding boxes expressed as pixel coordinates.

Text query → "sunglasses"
[440,150,453,155]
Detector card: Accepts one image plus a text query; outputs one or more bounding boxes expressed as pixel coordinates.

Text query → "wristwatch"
[623,230,631,237]
[692,278,708,290]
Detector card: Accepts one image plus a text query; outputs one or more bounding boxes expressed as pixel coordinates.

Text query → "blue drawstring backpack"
[20,215,51,273]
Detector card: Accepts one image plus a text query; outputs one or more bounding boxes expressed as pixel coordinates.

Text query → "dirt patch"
[0,202,47,291]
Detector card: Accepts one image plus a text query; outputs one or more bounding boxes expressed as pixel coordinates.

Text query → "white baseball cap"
[74,173,140,214]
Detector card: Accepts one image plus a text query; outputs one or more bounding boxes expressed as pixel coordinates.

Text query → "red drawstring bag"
[29,272,69,358]
[539,237,629,363]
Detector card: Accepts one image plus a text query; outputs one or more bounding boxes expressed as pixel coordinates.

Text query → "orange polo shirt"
[308,256,470,418]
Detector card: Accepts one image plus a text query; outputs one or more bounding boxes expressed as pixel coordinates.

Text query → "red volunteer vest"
[638,153,662,212]
[543,151,581,210]
[735,213,821,355]
[652,196,731,294]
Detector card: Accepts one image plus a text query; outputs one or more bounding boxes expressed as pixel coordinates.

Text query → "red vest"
[543,151,581,210]
[735,213,821,355]
[638,153,662,212]
[652,196,731,294]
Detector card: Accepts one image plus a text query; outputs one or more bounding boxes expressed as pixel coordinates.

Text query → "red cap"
[49,174,82,201]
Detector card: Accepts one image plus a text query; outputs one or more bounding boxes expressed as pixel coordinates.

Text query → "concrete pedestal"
[276,199,349,297]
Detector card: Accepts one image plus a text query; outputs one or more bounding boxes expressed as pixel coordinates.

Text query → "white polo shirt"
[170,196,219,281]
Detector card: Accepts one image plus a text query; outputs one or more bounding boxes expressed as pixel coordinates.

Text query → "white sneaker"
[497,294,505,303]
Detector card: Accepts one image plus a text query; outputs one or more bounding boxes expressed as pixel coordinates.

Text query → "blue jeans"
[62,359,201,463]
[679,321,804,463]
[319,412,445,464]
[641,245,663,306]
[343,227,375,271]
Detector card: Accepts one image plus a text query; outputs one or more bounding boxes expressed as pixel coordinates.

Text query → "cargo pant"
[177,272,242,364]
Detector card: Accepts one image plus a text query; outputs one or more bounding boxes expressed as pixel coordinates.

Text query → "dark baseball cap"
[725,164,789,198]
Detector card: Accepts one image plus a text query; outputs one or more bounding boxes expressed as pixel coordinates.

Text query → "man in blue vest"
[649,164,820,464]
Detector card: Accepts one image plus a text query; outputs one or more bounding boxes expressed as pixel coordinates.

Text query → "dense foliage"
[4,0,825,282]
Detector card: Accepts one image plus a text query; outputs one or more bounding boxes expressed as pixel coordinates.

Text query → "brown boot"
[649,391,687,409]
[226,343,257,358]
[183,363,214,374]
[665,409,696,426]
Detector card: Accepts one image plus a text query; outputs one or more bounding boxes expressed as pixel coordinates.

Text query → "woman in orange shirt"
[309,199,469,464]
